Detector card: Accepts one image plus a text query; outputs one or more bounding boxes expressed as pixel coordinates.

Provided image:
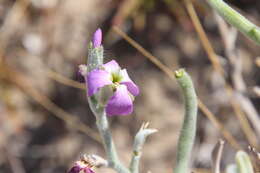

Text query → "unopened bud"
[92,28,102,48]
[68,160,94,173]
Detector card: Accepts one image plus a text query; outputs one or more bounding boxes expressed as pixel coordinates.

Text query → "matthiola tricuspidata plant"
[68,27,257,173]
[79,29,139,116]
[70,28,199,173]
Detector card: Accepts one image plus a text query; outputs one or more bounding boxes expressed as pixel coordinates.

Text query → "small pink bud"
[92,28,102,48]
[68,161,94,173]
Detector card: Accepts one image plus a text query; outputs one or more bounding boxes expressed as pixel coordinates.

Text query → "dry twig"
[211,139,225,173]
[47,69,85,90]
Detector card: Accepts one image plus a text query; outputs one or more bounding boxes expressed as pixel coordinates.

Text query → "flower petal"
[68,161,85,173]
[102,60,120,73]
[106,85,133,116]
[120,69,139,96]
[83,168,95,173]
[87,69,113,96]
[68,166,94,173]
[68,166,81,173]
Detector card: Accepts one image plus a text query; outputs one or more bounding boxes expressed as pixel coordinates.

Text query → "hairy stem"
[206,0,260,45]
[129,122,157,173]
[173,69,198,173]
[87,43,130,173]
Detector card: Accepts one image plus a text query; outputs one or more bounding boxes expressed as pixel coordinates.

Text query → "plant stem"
[129,122,157,173]
[206,0,260,45]
[87,43,104,72]
[173,69,198,173]
[95,109,130,173]
[86,44,130,173]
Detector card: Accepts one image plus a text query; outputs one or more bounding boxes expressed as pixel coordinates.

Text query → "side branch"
[173,69,198,173]
[86,43,130,173]
[129,122,157,173]
[207,0,260,45]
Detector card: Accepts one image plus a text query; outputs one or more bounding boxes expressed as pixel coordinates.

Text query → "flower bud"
[68,160,94,173]
[92,28,102,48]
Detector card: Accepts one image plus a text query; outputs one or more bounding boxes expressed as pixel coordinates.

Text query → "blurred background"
[0,0,259,172]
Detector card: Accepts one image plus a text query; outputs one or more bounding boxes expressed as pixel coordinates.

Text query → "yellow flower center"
[111,72,122,83]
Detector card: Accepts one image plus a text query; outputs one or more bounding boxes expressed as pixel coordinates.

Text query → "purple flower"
[68,161,95,173]
[92,28,102,48]
[86,60,139,116]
